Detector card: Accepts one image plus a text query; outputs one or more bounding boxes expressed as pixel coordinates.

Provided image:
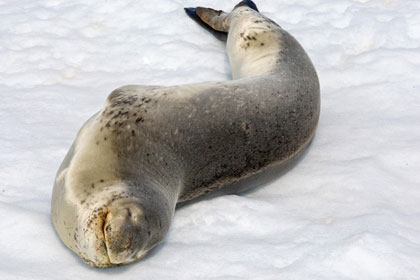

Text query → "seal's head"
[102,199,150,264]
[75,183,173,267]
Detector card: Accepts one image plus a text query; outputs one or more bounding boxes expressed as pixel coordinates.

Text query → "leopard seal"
[51,0,320,267]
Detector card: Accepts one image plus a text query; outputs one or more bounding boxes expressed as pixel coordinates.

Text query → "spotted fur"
[51,3,320,267]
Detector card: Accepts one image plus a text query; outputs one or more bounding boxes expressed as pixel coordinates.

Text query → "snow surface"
[1,0,420,279]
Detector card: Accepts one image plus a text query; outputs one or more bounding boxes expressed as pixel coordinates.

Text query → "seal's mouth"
[77,208,114,268]
[100,211,111,265]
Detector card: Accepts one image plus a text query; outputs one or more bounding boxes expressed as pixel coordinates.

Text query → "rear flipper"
[184,7,228,42]
[234,0,259,12]
[184,1,260,42]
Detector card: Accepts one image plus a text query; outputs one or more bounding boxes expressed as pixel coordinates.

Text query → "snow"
[1,0,420,279]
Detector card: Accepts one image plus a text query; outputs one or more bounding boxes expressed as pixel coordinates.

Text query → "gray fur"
[52,4,320,267]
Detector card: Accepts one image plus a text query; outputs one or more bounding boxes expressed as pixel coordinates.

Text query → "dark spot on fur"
[91,183,95,188]
[110,94,138,108]
[131,130,135,136]
[261,43,264,46]
[100,179,104,183]
[141,97,151,103]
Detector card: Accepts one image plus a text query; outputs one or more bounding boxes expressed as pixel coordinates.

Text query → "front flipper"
[184,7,228,42]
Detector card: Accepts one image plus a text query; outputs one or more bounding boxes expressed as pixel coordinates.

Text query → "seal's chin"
[102,201,149,265]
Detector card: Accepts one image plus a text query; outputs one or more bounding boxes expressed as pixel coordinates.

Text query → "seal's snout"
[103,203,148,265]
